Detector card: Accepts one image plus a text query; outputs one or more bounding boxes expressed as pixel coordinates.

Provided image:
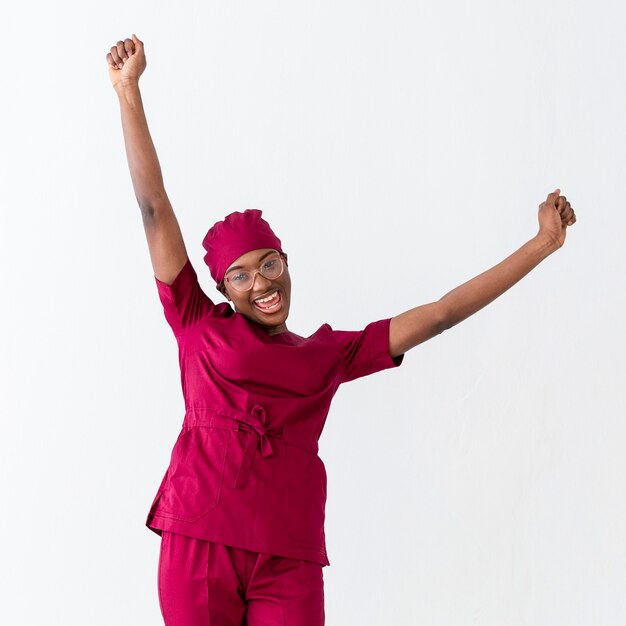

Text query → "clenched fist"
[538,188,577,249]
[106,34,146,92]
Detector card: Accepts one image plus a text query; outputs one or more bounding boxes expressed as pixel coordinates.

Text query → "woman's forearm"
[438,233,558,329]
[115,79,167,211]
[389,189,575,358]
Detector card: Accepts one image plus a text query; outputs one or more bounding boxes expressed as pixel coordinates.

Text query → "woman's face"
[219,248,291,335]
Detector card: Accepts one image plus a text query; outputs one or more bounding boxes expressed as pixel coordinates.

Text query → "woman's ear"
[216,284,231,301]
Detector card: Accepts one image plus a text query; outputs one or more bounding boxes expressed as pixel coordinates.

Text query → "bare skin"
[218,248,292,336]
[388,190,576,357]
[107,35,188,285]
[107,35,577,346]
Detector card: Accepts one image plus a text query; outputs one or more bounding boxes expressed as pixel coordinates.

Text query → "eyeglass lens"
[226,255,284,291]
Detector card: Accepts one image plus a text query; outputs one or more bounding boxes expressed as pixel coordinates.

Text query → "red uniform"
[147,256,404,622]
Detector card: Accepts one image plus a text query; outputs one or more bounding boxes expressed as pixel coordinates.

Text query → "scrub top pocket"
[156,426,231,523]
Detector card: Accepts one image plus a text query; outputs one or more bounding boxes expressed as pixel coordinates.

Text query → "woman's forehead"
[227,248,277,272]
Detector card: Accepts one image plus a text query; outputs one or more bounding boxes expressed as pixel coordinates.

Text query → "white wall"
[1,1,625,624]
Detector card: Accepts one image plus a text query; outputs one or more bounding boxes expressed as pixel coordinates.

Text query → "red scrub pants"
[158,531,325,625]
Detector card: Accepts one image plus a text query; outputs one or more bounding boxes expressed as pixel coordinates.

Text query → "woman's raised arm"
[107,34,188,285]
[388,189,577,358]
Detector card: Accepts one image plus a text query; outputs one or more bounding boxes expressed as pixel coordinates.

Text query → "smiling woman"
[216,245,292,335]
[141,204,403,625]
[108,32,575,626]
[202,210,293,336]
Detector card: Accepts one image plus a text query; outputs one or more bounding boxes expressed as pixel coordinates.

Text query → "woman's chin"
[254,307,289,332]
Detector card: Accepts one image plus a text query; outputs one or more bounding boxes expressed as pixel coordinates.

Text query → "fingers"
[106,36,138,70]
[556,194,577,226]
[109,41,125,69]
[116,40,128,63]
[123,37,135,59]
[107,48,120,68]
[538,188,577,228]
[563,202,576,225]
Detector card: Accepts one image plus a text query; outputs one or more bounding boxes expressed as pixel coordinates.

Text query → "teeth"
[255,290,278,304]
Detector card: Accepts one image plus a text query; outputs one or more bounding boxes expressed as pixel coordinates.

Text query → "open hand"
[537,188,576,248]
[106,34,146,92]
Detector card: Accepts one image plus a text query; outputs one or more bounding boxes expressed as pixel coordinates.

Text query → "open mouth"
[252,289,282,313]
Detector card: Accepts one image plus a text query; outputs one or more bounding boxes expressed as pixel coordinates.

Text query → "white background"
[1,1,625,624]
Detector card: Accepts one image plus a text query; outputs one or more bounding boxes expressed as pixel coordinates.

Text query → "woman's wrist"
[115,78,141,99]
[532,231,561,257]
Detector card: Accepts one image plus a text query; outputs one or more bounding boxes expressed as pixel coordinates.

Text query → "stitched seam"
[206,540,212,623]
[370,319,378,366]
[172,307,214,339]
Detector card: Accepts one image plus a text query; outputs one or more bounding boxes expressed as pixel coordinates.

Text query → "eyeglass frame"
[217,251,289,294]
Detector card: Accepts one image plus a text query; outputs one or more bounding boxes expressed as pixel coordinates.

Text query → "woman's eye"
[263,259,278,270]
[232,272,247,282]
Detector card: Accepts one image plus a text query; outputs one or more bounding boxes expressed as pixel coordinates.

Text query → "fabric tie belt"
[185,404,318,489]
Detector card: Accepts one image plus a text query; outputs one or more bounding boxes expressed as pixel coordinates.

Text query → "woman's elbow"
[432,301,456,334]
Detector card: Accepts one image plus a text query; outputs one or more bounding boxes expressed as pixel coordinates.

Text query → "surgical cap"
[202,208,284,284]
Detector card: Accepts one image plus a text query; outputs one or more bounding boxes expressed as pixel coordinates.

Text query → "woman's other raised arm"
[107,34,187,285]
[388,189,577,358]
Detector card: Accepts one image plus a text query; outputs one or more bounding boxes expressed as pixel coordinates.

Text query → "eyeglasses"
[220,252,288,293]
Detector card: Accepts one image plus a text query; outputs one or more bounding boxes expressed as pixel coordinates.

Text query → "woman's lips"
[252,289,283,313]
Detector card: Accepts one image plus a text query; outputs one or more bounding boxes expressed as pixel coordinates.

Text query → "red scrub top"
[145,257,404,566]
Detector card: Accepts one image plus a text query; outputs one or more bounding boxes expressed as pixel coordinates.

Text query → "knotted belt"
[185,404,317,489]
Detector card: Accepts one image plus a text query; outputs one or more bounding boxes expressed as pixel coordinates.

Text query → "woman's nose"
[251,271,272,292]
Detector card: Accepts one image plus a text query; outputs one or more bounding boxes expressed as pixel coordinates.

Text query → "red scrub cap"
[202,208,284,284]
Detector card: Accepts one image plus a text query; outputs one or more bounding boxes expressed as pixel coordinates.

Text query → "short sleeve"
[332,317,404,384]
[154,257,217,336]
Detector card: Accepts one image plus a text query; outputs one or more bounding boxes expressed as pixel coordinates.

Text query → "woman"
[107,35,576,626]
